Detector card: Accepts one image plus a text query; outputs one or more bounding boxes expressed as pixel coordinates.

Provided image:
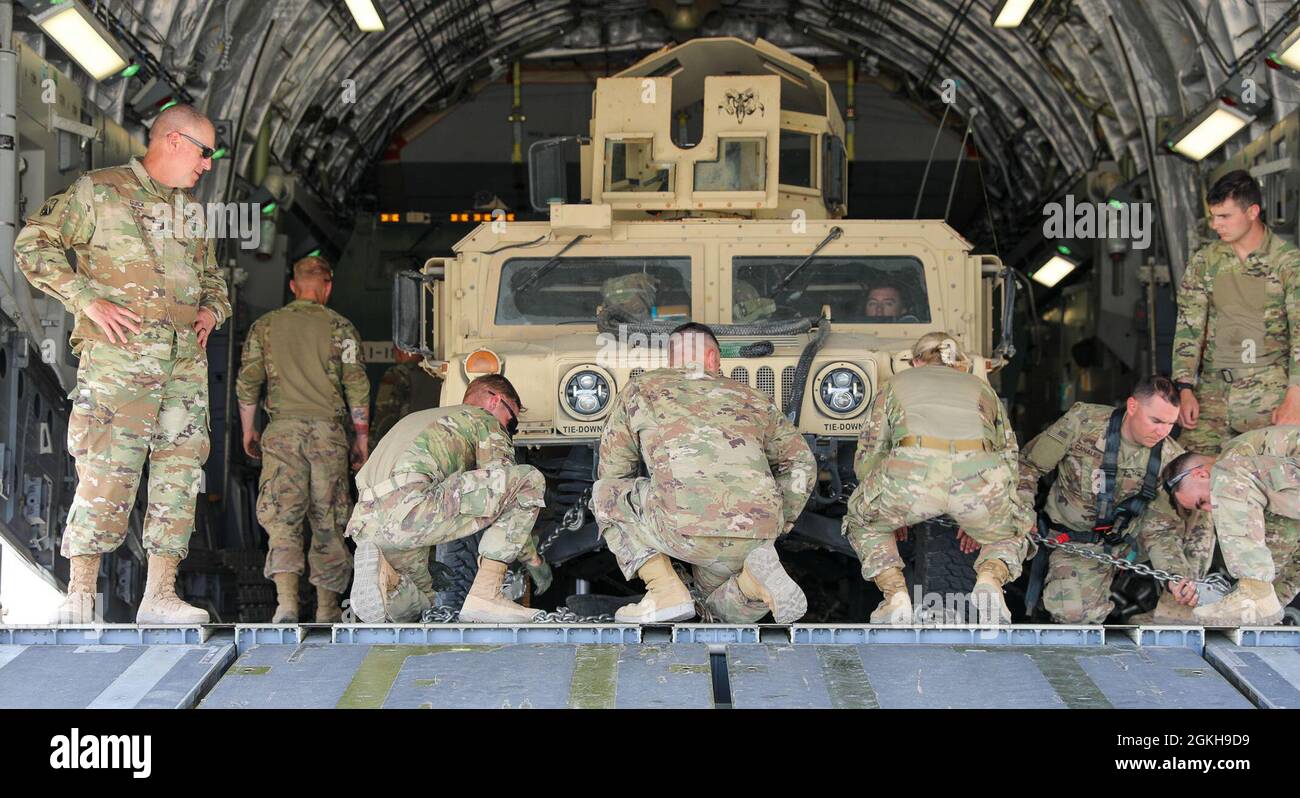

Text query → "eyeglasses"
[175,131,214,160]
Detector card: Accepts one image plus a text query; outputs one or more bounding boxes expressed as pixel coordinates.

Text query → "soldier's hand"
[243,430,261,460]
[1169,578,1199,607]
[350,435,369,471]
[524,554,552,595]
[893,527,908,541]
[84,298,142,344]
[956,529,981,554]
[1178,388,1199,429]
[194,308,217,349]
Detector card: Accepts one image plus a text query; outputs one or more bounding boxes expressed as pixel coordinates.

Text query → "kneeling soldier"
[843,333,1026,625]
[1018,376,1206,624]
[346,375,548,623]
[1163,425,1300,626]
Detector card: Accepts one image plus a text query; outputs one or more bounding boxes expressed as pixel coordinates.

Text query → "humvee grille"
[630,368,644,380]
[729,367,749,385]
[757,366,775,402]
[781,366,796,412]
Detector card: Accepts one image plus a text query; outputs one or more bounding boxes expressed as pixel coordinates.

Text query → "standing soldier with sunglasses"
[345,374,550,623]
[236,256,370,622]
[14,104,230,623]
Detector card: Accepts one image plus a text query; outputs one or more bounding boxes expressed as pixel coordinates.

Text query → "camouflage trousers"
[593,476,773,623]
[1179,366,1286,455]
[63,341,208,559]
[842,450,1027,583]
[346,464,545,621]
[1211,460,1300,604]
[256,418,353,593]
[1041,510,1217,624]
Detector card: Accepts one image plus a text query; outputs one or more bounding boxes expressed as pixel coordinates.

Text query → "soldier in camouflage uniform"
[592,322,816,624]
[601,273,659,320]
[1016,377,1208,624]
[346,374,550,623]
[236,256,370,622]
[1163,426,1300,626]
[843,333,1025,624]
[1173,170,1300,455]
[372,346,442,444]
[14,105,230,624]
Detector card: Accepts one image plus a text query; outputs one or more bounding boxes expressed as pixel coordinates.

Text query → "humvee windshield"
[496,256,693,324]
[732,255,931,323]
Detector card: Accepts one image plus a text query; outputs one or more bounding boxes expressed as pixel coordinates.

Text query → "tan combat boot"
[271,573,299,623]
[971,560,1012,625]
[459,557,542,623]
[870,567,913,625]
[735,544,807,623]
[50,554,101,624]
[1146,590,1197,625]
[614,554,696,623]
[315,585,343,623]
[136,555,210,624]
[1193,578,1283,626]
[350,541,399,622]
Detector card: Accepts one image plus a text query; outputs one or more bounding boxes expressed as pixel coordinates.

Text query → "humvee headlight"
[813,363,870,419]
[562,368,612,419]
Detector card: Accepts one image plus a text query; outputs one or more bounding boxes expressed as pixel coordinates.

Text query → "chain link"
[416,605,613,624]
[1031,529,1234,596]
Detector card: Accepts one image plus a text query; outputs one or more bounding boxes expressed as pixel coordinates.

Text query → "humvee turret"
[394,37,1015,618]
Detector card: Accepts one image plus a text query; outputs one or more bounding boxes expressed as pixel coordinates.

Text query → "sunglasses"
[493,394,520,436]
[176,131,215,160]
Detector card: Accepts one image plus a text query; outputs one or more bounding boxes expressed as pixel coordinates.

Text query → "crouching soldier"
[843,333,1027,625]
[1018,376,1208,624]
[1162,425,1300,626]
[592,323,816,624]
[346,374,549,623]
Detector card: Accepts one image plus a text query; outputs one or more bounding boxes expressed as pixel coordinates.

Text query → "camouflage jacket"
[1018,402,1193,574]
[235,299,369,422]
[1173,227,1300,385]
[354,405,515,493]
[597,366,816,539]
[14,157,231,359]
[1216,425,1300,519]
[852,365,1018,481]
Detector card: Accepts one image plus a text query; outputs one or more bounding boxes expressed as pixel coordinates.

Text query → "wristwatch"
[1174,380,1195,393]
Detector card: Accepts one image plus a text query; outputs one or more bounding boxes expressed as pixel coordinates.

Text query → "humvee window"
[779,130,815,188]
[496,256,693,325]
[695,138,766,191]
[732,256,931,323]
[605,139,673,193]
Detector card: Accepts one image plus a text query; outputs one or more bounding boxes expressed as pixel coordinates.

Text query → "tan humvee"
[394,37,1014,613]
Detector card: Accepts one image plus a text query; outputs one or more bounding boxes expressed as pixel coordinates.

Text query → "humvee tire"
[910,519,978,621]
[434,531,484,611]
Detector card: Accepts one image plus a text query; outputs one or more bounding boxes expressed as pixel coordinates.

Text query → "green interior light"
[121,64,141,78]
[1107,198,1124,209]
[211,147,228,160]
[1057,244,1071,256]
[159,99,178,111]
[261,202,277,215]
[307,248,322,257]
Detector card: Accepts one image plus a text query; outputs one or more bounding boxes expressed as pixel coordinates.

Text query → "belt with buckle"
[896,435,991,453]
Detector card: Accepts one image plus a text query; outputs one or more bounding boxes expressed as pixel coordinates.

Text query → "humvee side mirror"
[392,269,437,356]
[982,260,1017,364]
[528,136,589,212]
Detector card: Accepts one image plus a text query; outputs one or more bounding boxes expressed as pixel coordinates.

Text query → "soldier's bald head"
[149,105,213,144]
